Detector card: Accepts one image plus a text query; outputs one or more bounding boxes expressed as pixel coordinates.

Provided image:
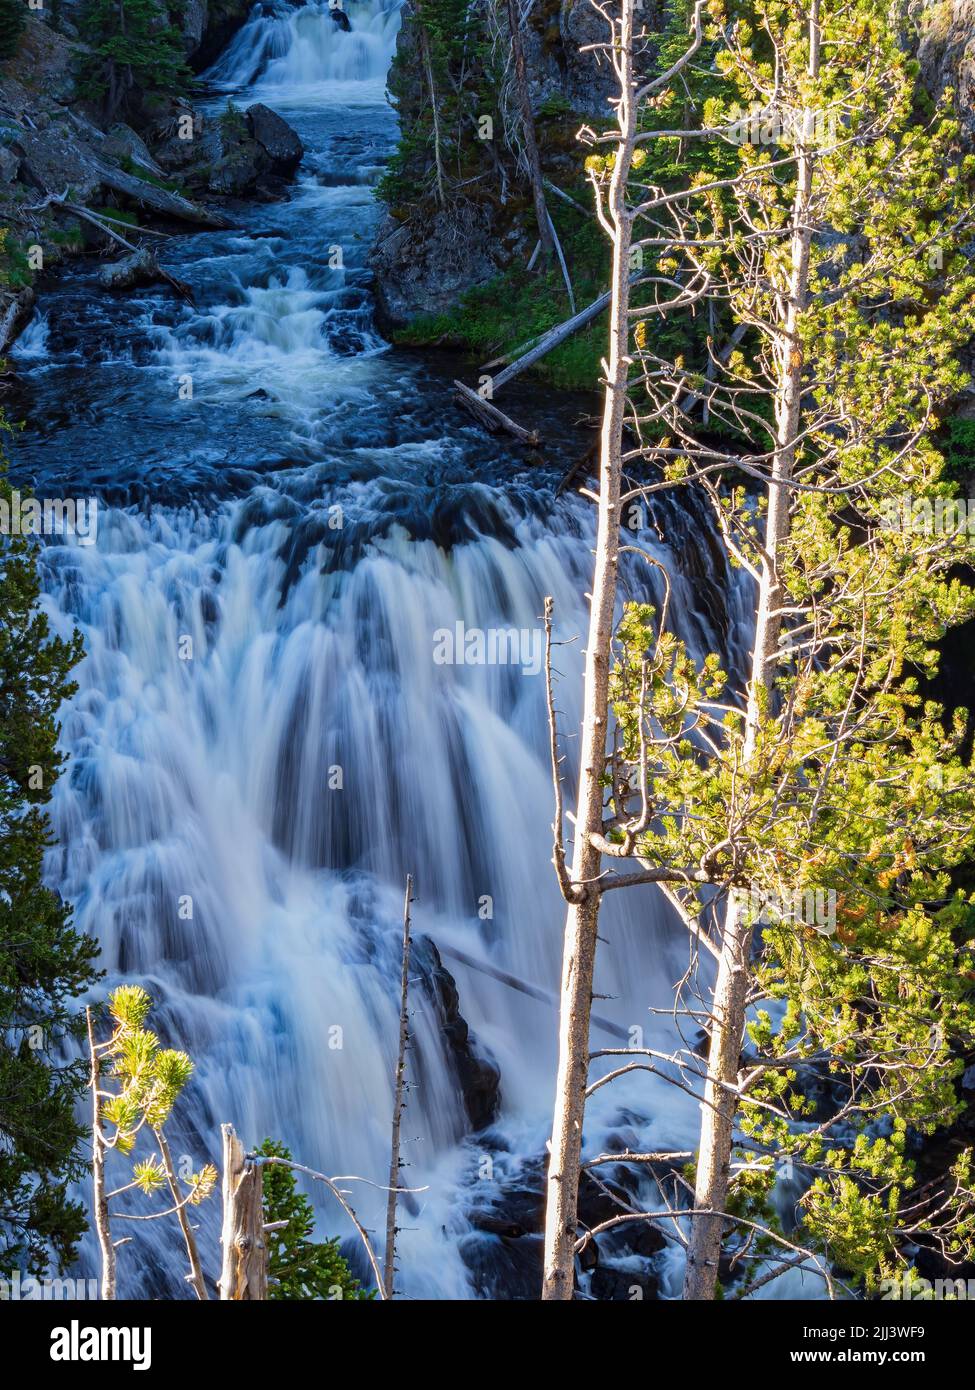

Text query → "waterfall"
[205,0,403,99]
[12,0,751,1299]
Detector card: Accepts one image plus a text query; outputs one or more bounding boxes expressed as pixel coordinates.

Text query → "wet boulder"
[245,104,304,174]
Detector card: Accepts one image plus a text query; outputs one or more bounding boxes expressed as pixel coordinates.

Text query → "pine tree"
[87,985,217,1299]
[77,0,190,124]
[0,412,99,1277]
[256,1140,372,1300]
[542,0,975,1299]
[0,0,24,63]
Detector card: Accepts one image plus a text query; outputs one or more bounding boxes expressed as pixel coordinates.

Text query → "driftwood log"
[453,380,540,446]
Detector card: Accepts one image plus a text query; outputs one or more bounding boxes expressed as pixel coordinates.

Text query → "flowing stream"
[9,0,754,1298]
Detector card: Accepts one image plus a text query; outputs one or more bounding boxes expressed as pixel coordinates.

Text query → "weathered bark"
[383,874,414,1299]
[682,1,820,1302]
[541,0,639,1302]
[506,0,556,264]
[453,380,540,444]
[219,1124,267,1300]
[154,1126,209,1300]
[86,1007,116,1301]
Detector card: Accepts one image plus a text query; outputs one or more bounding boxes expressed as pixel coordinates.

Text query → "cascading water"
[207,0,402,98]
[9,0,761,1298]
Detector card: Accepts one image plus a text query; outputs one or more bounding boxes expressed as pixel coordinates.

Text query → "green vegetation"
[0,0,24,63]
[937,416,975,479]
[256,1140,373,1300]
[599,0,975,1294]
[0,405,99,1277]
[394,205,608,390]
[77,0,190,123]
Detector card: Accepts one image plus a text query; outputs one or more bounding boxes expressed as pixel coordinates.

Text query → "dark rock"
[414,936,502,1132]
[459,1231,545,1301]
[155,112,267,197]
[13,125,103,203]
[330,6,352,33]
[179,0,209,56]
[245,104,304,173]
[0,146,19,183]
[101,123,164,178]
[191,0,258,70]
[589,1265,659,1301]
[469,1184,544,1239]
[919,1,975,144]
[371,205,512,328]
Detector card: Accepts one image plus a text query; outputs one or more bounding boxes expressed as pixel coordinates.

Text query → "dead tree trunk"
[86,1007,116,1301]
[219,1124,267,1300]
[541,0,639,1302]
[682,0,820,1304]
[418,25,447,207]
[506,0,555,264]
[383,874,414,1298]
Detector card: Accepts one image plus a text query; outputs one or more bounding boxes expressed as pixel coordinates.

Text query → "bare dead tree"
[86,1007,116,1301]
[383,874,414,1298]
[504,0,556,264]
[219,1124,268,1300]
[542,0,710,1301]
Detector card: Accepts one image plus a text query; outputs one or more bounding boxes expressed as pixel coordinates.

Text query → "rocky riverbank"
[0,7,302,353]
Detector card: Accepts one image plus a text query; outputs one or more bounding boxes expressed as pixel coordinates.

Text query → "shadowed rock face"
[919,0,975,141]
[370,0,634,327]
[412,936,502,1134]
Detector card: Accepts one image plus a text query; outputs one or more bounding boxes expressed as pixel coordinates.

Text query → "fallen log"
[484,272,645,393]
[92,159,231,229]
[486,286,613,392]
[62,200,194,303]
[544,179,593,218]
[557,438,599,496]
[453,380,540,446]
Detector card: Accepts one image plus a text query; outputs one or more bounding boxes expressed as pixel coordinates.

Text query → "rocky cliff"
[0,5,296,354]
[371,0,624,329]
